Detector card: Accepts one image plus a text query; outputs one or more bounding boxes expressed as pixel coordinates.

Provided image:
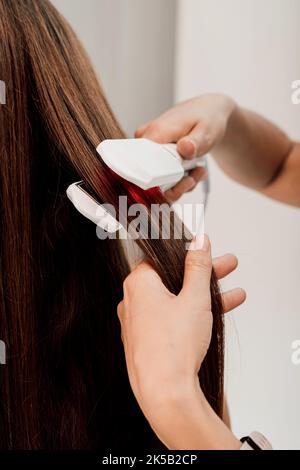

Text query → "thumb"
[180,234,212,304]
[177,123,213,158]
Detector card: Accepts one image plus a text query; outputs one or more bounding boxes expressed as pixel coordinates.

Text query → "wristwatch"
[240,431,273,450]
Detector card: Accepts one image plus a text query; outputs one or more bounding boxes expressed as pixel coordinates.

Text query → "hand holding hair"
[118,235,246,449]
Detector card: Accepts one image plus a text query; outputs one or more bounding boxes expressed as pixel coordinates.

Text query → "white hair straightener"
[97,138,208,191]
[66,138,209,233]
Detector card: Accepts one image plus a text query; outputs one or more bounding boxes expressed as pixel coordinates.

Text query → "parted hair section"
[0,0,224,449]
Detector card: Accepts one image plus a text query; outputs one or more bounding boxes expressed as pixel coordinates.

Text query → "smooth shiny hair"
[0,0,224,449]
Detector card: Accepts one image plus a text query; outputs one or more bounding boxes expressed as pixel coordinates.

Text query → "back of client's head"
[0,0,224,449]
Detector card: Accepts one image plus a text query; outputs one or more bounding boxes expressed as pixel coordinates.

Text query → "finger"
[123,261,168,297]
[177,122,214,158]
[180,234,212,303]
[135,113,194,144]
[117,300,124,320]
[212,254,238,280]
[117,302,125,344]
[135,122,150,138]
[189,166,208,183]
[221,288,246,313]
[166,167,208,198]
[142,122,186,144]
[164,175,196,201]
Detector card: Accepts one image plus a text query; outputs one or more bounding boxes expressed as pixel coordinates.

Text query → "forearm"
[212,105,293,190]
[143,381,241,450]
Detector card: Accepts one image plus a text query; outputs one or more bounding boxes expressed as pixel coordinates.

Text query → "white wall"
[176,0,300,449]
[51,0,176,135]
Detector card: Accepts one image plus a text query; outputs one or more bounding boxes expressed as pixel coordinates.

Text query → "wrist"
[222,96,238,135]
[221,94,236,120]
[140,377,241,450]
[138,373,199,413]
[222,100,243,146]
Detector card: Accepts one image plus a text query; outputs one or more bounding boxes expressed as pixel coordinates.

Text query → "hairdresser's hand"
[117,236,245,448]
[135,94,235,201]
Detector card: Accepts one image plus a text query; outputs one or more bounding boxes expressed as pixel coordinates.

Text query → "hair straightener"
[67,138,209,233]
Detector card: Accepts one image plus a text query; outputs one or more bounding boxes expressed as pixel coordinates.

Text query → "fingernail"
[188,234,209,251]
[186,139,197,158]
[201,234,210,251]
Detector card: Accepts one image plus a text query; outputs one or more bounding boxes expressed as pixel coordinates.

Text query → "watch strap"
[240,431,273,450]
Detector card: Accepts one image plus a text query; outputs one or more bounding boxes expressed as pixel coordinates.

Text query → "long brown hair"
[0,0,224,449]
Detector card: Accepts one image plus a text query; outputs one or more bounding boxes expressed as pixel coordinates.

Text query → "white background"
[51,0,176,135]
[52,0,300,449]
